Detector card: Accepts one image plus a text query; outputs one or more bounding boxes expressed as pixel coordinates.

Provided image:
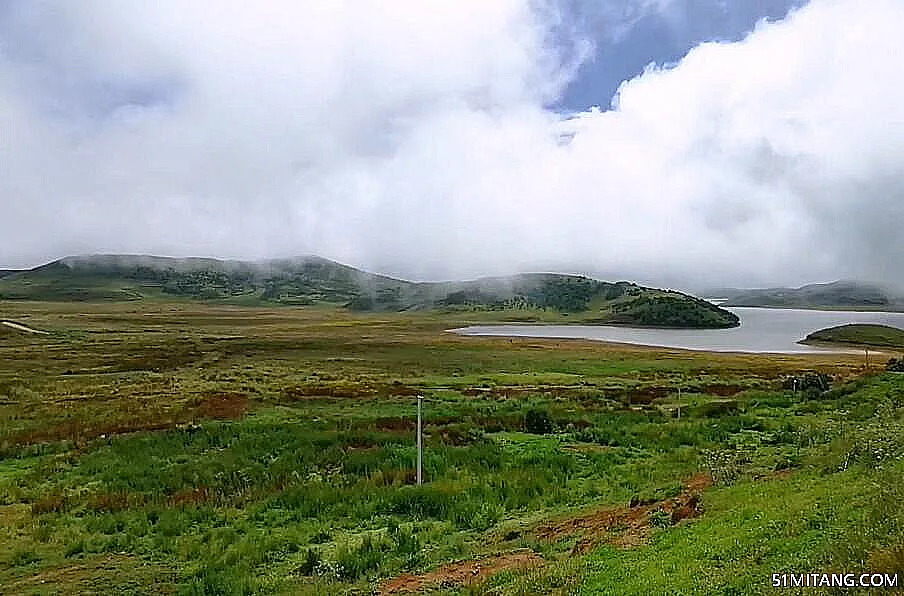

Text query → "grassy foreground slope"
[0,255,739,328]
[803,324,904,349]
[0,301,902,595]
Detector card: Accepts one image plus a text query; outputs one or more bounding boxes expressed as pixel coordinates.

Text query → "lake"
[450,307,904,353]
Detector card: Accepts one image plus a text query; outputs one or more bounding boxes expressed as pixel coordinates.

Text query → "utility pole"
[865,347,870,372]
[677,386,681,420]
[416,395,423,485]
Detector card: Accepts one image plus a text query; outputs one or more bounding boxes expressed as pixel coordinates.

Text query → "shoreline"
[448,328,858,356]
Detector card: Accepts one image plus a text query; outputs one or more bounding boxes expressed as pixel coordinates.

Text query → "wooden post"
[416,395,423,485]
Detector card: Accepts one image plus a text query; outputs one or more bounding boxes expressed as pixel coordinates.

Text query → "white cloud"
[1,0,903,289]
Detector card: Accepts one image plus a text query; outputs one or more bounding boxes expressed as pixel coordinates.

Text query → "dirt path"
[379,474,712,593]
[379,550,544,595]
[1,320,49,334]
[536,473,711,553]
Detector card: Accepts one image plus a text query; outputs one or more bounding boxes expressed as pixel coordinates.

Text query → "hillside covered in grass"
[802,323,904,348]
[0,255,739,328]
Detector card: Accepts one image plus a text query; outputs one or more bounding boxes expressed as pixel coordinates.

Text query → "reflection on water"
[451,307,904,354]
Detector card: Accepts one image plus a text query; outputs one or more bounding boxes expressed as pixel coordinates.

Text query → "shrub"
[703,448,750,486]
[525,409,553,435]
[887,358,904,372]
[64,540,85,558]
[389,523,423,569]
[782,373,832,396]
[335,535,387,579]
[649,508,673,529]
[298,548,320,576]
[9,548,40,567]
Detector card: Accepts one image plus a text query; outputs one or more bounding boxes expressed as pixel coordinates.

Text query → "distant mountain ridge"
[715,280,904,310]
[3,254,401,305]
[0,254,739,328]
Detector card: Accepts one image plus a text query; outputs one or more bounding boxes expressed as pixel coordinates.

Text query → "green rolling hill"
[715,280,904,310]
[0,254,739,328]
[801,323,904,348]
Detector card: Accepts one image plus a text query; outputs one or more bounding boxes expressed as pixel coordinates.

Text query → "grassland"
[803,324,904,349]
[1,300,903,595]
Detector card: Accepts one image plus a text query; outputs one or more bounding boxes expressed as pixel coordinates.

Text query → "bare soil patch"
[701,383,745,396]
[380,474,712,593]
[191,391,249,420]
[9,391,250,447]
[535,473,712,554]
[379,549,544,594]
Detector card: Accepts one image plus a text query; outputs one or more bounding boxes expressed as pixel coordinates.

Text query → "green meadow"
[1,301,902,594]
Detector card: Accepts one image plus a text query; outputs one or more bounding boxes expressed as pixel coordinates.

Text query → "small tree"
[525,408,553,434]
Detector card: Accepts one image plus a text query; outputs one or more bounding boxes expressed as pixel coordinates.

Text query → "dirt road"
[1,320,49,334]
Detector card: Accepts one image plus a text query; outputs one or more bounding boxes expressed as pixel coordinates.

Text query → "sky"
[1,0,903,289]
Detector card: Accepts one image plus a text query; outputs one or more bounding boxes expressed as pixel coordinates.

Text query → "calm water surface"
[450,307,904,353]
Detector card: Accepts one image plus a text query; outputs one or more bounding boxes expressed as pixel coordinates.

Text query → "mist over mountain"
[0,254,739,328]
[714,281,904,311]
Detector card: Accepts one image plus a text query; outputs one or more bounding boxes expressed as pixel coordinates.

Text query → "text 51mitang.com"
[772,573,898,589]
